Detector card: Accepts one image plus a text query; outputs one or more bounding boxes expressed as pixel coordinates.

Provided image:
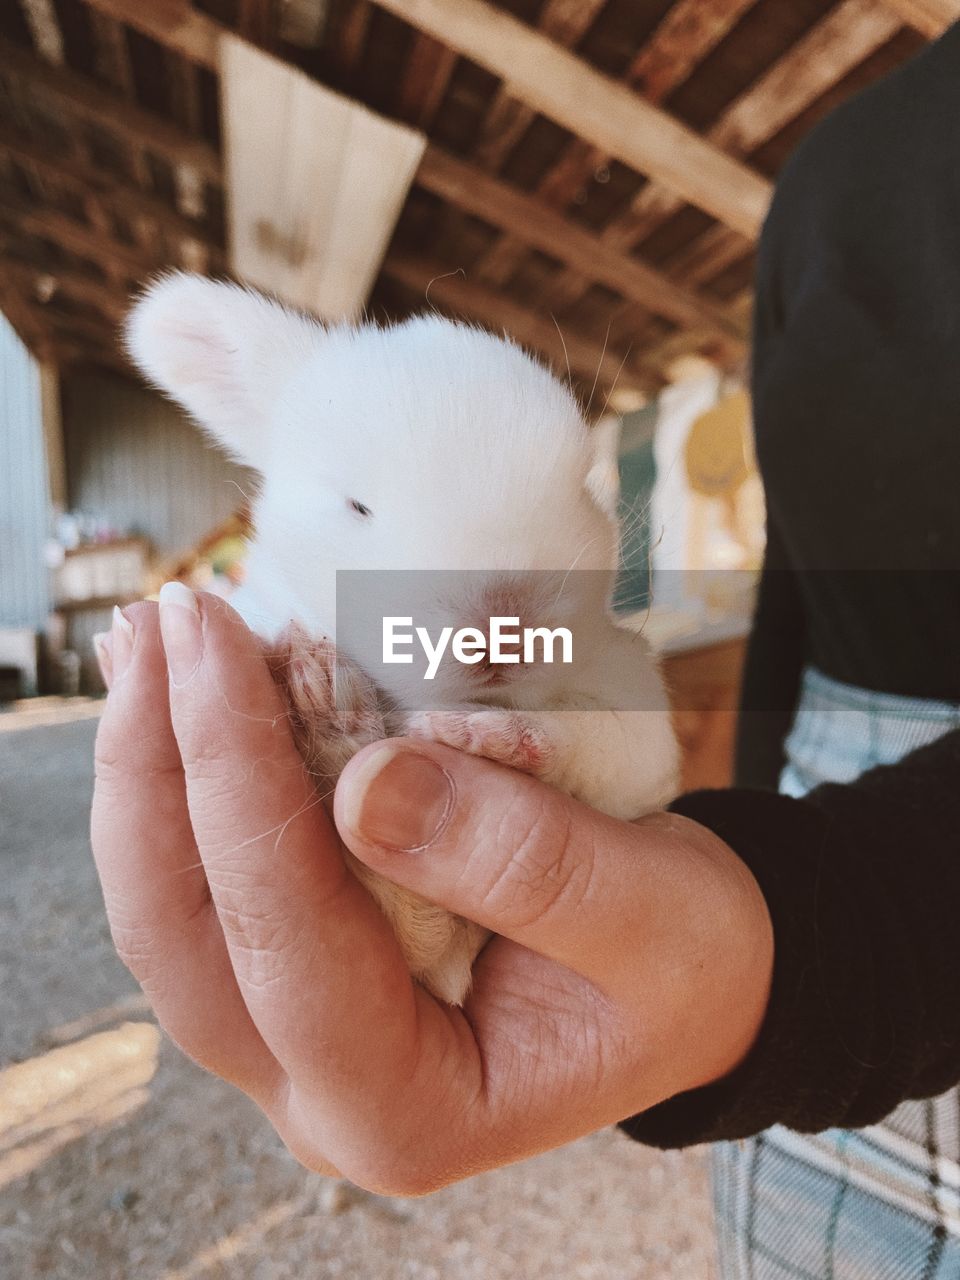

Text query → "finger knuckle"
[477,795,594,932]
[212,880,309,989]
[108,916,169,993]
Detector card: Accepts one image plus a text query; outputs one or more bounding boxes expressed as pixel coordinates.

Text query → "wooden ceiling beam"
[72,0,743,345]
[474,0,759,289]
[880,0,960,36]
[625,0,761,106]
[20,0,66,64]
[370,0,772,239]
[711,0,903,155]
[396,33,458,129]
[2,252,127,322]
[472,0,606,171]
[624,0,899,244]
[237,0,279,46]
[78,0,220,69]
[0,35,221,179]
[0,198,163,279]
[542,0,902,313]
[0,122,222,256]
[416,146,745,343]
[382,253,655,397]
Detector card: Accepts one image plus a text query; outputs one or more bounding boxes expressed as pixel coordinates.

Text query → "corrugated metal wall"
[0,312,50,629]
[62,371,255,564]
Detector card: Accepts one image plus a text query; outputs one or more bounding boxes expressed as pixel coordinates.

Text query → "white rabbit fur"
[125,272,679,1004]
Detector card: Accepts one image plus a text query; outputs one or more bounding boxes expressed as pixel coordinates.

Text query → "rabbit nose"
[475,577,533,629]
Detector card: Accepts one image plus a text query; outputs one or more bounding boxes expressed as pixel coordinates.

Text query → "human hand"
[91,590,772,1193]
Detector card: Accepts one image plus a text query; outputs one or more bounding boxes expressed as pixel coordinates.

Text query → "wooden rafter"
[881,0,960,36]
[0,123,222,259]
[370,0,772,239]
[20,0,66,65]
[78,0,220,68]
[626,0,761,105]
[396,33,457,129]
[237,0,278,46]
[472,0,606,172]
[541,0,903,314]
[335,1,374,75]
[0,199,167,281]
[0,35,221,179]
[474,0,760,287]
[2,255,127,324]
[44,5,744,360]
[416,145,744,345]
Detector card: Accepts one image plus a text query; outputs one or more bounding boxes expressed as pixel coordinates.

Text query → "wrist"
[634,811,774,1099]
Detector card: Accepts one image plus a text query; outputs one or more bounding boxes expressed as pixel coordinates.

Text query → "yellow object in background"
[683,388,753,499]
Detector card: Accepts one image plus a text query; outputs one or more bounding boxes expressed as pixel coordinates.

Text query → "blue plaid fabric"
[714,666,960,1280]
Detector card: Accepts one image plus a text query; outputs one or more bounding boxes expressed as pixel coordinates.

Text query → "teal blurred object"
[613,403,658,614]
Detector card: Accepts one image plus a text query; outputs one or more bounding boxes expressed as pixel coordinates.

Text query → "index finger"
[156,586,433,1102]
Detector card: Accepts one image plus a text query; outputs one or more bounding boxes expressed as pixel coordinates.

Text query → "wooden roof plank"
[625,0,761,106]
[543,0,903,312]
[472,0,606,172]
[0,198,166,279]
[0,35,221,179]
[880,0,960,37]
[0,122,222,258]
[474,0,760,288]
[20,0,66,65]
[416,144,744,341]
[370,0,772,238]
[79,0,220,70]
[2,252,127,323]
[396,32,458,129]
[237,0,279,46]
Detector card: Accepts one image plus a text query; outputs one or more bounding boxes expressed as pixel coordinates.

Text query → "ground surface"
[0,700,716,1279]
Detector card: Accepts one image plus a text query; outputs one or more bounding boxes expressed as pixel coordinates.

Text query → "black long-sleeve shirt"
[623,23,960,1148]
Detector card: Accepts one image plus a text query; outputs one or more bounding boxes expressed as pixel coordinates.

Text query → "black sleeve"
[733,518,806,789]
[733,201,807,791]
[620,728,960,1149]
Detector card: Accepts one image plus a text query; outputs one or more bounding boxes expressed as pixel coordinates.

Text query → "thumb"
[333,737,656,975]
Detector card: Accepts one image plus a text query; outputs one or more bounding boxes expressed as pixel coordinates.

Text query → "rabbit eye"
[349,499,373,518]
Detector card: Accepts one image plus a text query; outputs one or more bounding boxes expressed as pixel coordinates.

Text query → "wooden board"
[221,33,426,319]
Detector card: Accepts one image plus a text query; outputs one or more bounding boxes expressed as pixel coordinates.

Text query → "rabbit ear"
[124,272,322,469]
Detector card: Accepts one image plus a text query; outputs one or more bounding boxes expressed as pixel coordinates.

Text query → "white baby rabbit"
[125,273,679,1005]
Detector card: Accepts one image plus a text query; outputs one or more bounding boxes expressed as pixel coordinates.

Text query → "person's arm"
[733,516,806,788]
[734,186,807,791]
[621,726,960,1148]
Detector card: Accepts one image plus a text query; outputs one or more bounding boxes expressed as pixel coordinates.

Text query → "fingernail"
[111,607,134,683]
[347,745,455,852]
[158,581,202,686]
[92,631,113,688]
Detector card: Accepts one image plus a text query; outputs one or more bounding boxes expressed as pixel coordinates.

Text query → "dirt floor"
[0,700,717,1280]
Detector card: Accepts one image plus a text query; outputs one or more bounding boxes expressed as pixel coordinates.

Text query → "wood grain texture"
[543,0,902,313]
[416,146,745,341]
[222,34,425,319]
[371,0,773,238]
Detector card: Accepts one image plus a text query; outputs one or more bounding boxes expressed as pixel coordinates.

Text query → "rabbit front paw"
[406,708,555,779]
